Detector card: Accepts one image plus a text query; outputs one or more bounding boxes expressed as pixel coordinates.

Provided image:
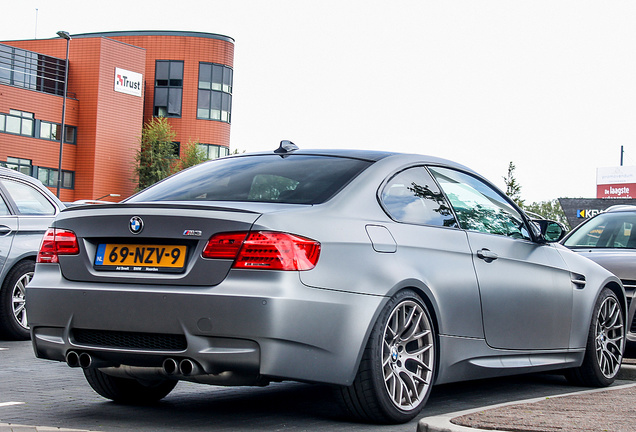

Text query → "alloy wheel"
[595,295,624,378]
[12,271,32,330]
[382,299,434,410]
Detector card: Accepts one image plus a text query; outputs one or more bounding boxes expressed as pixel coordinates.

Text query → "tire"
[83,368,177,404]
[566,288,624,387]
[339,290,436,424]
[0,260,34,340]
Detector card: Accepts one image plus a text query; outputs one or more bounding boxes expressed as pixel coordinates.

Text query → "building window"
[2,110,34,136]
[3,157,32,176]
[154,60,183,117]
[39,120,76,144]
[36,167,74,189]
[197,63,233,123]
[0,43,67,96]
[198,143,230,160]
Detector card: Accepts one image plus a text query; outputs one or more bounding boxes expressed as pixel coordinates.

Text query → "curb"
[416,364,636,432]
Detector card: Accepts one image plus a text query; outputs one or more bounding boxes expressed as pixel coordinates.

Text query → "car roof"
[605,204,636,213]
[0,166,65,209]
[235,147,475,171]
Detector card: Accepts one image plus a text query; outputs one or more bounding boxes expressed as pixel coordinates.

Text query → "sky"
[1,0,636,203]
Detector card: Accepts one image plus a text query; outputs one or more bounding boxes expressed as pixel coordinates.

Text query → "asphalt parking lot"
[2,341,636,432]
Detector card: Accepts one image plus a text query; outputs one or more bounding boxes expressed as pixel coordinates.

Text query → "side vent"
[571,273,586,289]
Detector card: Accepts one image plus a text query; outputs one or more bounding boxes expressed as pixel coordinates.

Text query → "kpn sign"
[114,68,143,97]
[596,166,636,198]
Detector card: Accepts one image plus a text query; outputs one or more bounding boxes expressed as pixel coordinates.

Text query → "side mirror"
[532,220,567,243]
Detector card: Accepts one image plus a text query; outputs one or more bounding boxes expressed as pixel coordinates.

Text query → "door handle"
[0,225,12,236]
[477,248,498,263]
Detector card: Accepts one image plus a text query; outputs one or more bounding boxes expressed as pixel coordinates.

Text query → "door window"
[429,167,530,240]
[1,179,56,215]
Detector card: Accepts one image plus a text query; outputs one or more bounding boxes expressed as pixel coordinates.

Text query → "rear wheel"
[339,290,436,424]
[566,288,624,387]
[0,260,34,340]
[83,368,177,404]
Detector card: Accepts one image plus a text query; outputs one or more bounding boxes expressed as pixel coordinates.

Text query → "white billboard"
[114,67,143,97]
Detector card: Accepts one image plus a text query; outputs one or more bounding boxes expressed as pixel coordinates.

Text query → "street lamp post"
[56,30,71,198]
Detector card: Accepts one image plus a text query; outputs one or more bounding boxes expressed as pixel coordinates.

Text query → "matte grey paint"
[26,151,625,389]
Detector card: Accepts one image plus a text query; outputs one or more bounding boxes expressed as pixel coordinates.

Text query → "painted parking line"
[0,402,24,407]
[0,348,7,350]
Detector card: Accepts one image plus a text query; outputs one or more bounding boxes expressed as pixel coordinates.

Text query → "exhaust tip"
[78,352,93,369]
[162,358,179,375]
[179,359,198,376]
[65,351,80,368]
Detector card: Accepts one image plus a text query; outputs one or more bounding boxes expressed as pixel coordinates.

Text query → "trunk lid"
[52,203,263,286]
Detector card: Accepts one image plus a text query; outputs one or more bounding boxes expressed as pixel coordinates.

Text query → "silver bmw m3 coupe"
[27,144,626,423]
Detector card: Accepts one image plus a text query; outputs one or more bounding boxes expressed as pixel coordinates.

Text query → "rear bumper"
[27,264,385,386]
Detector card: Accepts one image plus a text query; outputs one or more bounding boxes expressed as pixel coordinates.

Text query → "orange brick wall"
[1,32,234,202]
[5,37,145,201]
[105,34,233,148]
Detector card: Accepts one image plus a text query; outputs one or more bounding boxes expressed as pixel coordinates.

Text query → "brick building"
[0,31,234,202]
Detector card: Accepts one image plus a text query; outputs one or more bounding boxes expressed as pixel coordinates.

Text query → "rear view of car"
[0,167,63,340]
[27,146,625,424]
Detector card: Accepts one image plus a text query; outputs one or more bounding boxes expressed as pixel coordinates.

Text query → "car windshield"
[563,211,636,249]
[127,154,373,204]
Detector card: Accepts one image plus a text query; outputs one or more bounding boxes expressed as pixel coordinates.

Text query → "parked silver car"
[561,204,636,348]
[0,167,64,340]
[27,145,626,423]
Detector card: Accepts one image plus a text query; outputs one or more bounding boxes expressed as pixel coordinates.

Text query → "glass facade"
[154,60,183,117]
[198,143,230,159]
[0,43,67,96]
[197,63,233,123]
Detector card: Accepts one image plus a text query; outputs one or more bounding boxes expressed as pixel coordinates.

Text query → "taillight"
[203,231,320,271]
[37,228,80,263]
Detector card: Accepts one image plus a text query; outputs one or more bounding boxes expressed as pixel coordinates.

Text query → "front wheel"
[339,290,436,424]
[566,288,624,387]
[83,368,177,404]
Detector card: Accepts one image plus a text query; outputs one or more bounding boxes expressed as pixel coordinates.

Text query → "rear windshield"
[563,211,636,249]
[127,154,373,204]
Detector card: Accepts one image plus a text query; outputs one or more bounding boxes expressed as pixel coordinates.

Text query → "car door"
[378,166,485,339]
[429,166,573,350]
[0,178,58,260]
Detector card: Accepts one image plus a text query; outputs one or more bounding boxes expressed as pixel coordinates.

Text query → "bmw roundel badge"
[129,216,144,234]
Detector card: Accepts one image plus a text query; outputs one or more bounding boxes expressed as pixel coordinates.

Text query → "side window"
[0,195,10,216]
[429,167,531,240]
[1,179,56,215]
[380,167,458,227]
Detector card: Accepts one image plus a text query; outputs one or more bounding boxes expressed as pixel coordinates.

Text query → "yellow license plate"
[95,244,187,272]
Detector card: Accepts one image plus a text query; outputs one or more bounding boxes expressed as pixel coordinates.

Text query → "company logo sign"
[115,67,143,97]
[576,209,604,219]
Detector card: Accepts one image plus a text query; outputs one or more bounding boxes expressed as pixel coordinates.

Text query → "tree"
[172,139,207,173]
[503,161,524,207]
[525,199,570,230]
[134,117,176,191]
